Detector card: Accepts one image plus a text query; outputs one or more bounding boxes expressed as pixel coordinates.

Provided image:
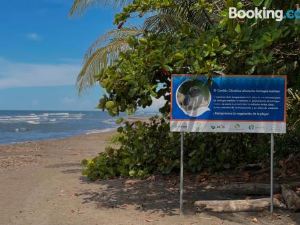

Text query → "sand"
[0,132,299,225]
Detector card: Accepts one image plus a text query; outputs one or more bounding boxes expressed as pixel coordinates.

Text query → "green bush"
[82,117,180,180]
[82,116,299,180]
[82,89,300,181]
[276,89,300,158]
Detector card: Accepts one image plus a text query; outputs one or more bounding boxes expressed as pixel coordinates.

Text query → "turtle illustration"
[176,79,211,116]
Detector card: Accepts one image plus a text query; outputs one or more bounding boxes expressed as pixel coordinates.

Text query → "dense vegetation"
[71,0,300,180]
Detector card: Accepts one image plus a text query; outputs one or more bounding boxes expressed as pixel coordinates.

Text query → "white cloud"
[26,33,42,41]
[0,58,81,89]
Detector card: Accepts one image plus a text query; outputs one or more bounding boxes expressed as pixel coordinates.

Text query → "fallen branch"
[195,198,284,213]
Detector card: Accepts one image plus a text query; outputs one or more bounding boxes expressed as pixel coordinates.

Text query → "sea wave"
[26,121,40,125]
[0,112,85,124]
[15,128,27,132]
[85,128,116,135]
[0,111,116,144]
[102,118,117,125]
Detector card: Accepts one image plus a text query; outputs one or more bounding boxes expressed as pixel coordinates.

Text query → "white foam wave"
[0,112,85,124]
[85,128,116,135]
[26,121,40,125]
[102,119,116,125]
[0,116,12,121]
[15,128,27,132]
[47,112,70,116]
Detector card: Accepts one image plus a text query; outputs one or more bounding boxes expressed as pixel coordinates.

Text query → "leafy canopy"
[71,0,300,116]
[98,0,300,116]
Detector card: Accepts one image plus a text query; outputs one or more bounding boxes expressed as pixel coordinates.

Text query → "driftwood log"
[281,184,300,211]
[212,183,281,195]
[195,198,284,213]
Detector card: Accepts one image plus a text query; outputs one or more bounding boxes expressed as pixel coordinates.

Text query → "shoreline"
[0,131,116,170]
[0,114,150,146]
[0,128,117,146]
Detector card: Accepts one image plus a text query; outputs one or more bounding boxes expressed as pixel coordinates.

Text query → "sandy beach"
[0,132,299,225]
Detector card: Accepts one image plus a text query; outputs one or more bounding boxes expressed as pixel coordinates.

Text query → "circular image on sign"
[176,79,211,117]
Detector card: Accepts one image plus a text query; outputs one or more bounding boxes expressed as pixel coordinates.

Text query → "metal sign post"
[270,134,274,213]
[180,132,184,215]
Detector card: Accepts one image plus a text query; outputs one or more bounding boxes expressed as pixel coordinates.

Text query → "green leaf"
[235,24,241,34]
[129,170,136,177]
[139,37,148,44]
[173,53,185,61]
[223,50,232,55]
[162,64,173,72]
[105,101,115,109]
[253,0,265,6]
[263,0,272,7]
[116,117,124,124]
[212,38,220,48]
[237,2,243,9]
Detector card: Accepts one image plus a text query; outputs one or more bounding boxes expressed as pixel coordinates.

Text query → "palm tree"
[70,0,131,16]
[70,0,220,92]
[74,27,142,93]
[70,0,141,93]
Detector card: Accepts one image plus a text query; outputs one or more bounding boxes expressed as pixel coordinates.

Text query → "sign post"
[170,75,286,214]
[270,133,274,213]
[180,132,184,215]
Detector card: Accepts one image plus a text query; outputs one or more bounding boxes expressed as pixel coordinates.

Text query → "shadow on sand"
[74,175,298,225]
[47,161,300,224]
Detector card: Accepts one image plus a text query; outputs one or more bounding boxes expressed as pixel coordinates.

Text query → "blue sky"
[0,0,118,110]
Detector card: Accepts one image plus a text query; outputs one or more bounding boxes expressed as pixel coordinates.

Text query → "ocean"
[0,110,127,144]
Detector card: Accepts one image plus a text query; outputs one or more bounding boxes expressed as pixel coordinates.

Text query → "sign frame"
[170,74,287,134]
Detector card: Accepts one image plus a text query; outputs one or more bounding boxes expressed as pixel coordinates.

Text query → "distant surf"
[0,110,119,144]
[85,128,116,135]
[0,110,153,144]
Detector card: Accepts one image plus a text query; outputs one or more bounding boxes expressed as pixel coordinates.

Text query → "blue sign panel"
[170,75,286,133]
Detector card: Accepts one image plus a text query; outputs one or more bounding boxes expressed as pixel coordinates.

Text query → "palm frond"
[144,14,184,33]
[144,11,208,34]
[69,0,132,16]
[85,27,141,61]
[74,0,226,93]
[144,0,221,34]
[77,28,142,93]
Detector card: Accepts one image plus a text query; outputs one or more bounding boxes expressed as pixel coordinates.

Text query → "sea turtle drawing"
[176,79,211,117]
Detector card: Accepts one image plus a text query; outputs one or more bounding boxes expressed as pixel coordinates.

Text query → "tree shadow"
[76,175,242,216]
[75,174,300,224]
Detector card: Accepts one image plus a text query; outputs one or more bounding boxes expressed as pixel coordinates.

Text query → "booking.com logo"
[229,7,300,21]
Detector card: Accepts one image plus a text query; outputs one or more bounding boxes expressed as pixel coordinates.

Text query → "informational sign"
[170,75,286,133]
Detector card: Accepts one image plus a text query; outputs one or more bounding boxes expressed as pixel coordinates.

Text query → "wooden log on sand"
[281,184,300,211]
[195,198,284,213]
